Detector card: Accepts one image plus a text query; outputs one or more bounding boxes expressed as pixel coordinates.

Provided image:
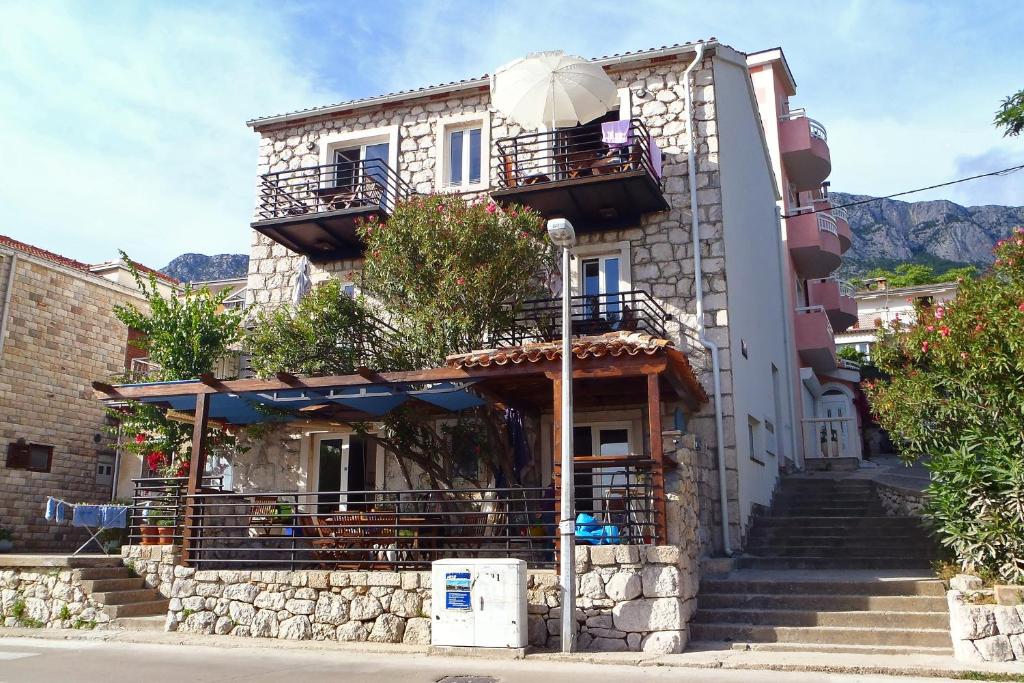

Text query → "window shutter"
[6,441,29,469]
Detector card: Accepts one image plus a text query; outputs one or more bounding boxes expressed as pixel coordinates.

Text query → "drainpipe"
[683,44,732,555]
[0,252,17,358]
[775,207,802,470]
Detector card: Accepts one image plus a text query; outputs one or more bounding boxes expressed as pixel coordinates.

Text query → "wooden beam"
[180,392,210,567]
[275,371,302,386]
[356,366,385,383]
[91,381,118,397]
[647,371,668,545]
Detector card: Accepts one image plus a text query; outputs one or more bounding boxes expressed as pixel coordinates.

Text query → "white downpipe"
[684,44,732,555]
[0,252,18,358]
[775,207,802,469]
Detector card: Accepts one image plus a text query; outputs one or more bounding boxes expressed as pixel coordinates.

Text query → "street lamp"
[547,217,576,653]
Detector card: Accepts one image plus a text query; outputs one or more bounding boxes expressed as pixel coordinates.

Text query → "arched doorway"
[812,384,861,459]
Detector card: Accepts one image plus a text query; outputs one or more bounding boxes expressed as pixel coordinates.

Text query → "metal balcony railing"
[781,108,828,141]
[817,212,838,236]
[837,279,855,298]
[491,290,670,346]
[255,159,411,222]
[495,118,660,190]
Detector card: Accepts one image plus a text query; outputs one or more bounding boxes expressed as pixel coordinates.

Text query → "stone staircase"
[690,476,951,655]
[79,565,169,628]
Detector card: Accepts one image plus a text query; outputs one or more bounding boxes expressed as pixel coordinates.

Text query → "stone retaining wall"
[0,566,111,630]
[159,544,695,652]
[948,578,1024,662]
[121,544,180,598]
[876,480,926,517]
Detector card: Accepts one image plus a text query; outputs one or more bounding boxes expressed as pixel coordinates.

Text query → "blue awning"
[128,379,484,424]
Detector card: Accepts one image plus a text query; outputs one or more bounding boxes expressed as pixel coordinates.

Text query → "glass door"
[579,255,622,324]
[362,142,390,206]
[314,434,349,513]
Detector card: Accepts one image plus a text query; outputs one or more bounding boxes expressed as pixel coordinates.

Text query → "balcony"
[251,160,411,261]
[786,208,842,278]
[490,290,670,346]
[807,277,858,333]
[780,109,831,191]
[491,118,667,230]
[815,197,852,253]
[794,305,836,371]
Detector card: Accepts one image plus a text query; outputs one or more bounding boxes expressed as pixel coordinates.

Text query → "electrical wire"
[786,163,1024,217]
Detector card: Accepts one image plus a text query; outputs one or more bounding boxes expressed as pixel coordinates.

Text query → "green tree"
[246,195,553,488]
[995,88,1024,137]
[112,254,245,477]
[865,229,1024,582]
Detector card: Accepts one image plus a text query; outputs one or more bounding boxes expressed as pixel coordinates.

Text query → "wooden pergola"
[94,335,707,565]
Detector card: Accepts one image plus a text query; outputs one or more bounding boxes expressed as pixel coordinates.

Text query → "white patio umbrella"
[490,50,618,130]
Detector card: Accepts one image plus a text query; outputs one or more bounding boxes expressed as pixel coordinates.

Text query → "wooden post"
[647,372,667,545]
[551,375,562,566]
[181,392,210,567]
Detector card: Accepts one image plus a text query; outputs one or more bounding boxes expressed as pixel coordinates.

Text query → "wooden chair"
[247,496,279,537]
[308,513,368,568]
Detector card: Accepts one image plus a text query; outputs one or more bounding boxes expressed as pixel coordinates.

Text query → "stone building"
[241,38,801,553]
[0,235,178,551]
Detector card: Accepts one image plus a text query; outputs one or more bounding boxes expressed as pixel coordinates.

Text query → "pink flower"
[975,323,984,332]
[436,203,445,213]
[485,202,497,214]
[961,352,969,360]
[926,325,935,332]
[940,326,950,337]
[456,277,466,286]
[935,307,945,319]
[921,341,930,353]
[1018,302,1024,313]
[135,433,146,444]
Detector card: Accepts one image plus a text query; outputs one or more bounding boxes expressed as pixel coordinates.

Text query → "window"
[319,126,399,203]
[748,416,764,465]
[435,113,490,191]
[96,453,115,488]
[446,127,482,187]
[333,142,390,195]
[580,255,622,321]
[6,440,53,473]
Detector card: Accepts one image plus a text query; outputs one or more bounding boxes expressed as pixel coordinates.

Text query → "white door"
[313,434,351,510]
[574,424,633,516]
[818,393,854,458]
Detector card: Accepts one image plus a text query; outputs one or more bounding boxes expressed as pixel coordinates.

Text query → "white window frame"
[434,112,491,192]
[569,241,631,297]
[318,125,400,182]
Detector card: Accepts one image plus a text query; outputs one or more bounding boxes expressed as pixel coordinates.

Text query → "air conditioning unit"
[430,558,528,648]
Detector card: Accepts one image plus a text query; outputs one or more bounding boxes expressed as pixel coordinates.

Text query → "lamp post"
[547,217,576,653]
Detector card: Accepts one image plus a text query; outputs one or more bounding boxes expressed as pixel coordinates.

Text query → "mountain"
[160,253,249,282]
[833,192,1024,278]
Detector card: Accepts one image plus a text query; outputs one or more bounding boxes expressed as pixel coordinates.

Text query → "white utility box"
[430,558,528,648]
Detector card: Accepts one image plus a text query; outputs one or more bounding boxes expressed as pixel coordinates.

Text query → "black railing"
[256,159,411,222]
[129,476,224,545]
[495,118,660,189]
[491,290,670,346]
[177,459,656,570]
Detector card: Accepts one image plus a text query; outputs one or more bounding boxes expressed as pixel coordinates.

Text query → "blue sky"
[1,0,1021,267]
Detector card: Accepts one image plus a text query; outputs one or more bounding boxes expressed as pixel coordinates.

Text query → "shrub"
[866,228,1024,583]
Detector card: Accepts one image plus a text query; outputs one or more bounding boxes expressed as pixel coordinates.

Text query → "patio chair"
[247,496,279,537]
[308,513,367,568]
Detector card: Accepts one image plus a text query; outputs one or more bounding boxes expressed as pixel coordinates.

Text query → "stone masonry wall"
[0,252,145,551]
[245,50,737,552]
[0,566,112,630]
[876,480,926,517]
[948,580,1024,663]
[122,544,181,598]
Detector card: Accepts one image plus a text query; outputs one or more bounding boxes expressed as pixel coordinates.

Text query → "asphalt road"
[0,637,972,683]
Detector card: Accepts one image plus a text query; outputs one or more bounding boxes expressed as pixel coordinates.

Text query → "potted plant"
[0,527,12,553]
[156,518,176,545]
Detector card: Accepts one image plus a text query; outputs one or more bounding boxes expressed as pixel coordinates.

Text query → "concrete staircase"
[690,476,951,655]
[79,565,169,628]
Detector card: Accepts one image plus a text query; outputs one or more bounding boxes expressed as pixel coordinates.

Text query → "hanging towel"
[601,120,632,148]
[45,497,58,522]
[56,500,71,525]
[99,505,129,529]
[72,504,101,528]
[648,135,662,179]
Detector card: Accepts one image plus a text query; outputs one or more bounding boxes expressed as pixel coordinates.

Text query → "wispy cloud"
[0,0,1021,267]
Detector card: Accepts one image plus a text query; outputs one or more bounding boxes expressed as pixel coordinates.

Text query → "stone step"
[689,640,954,656]
[80,578,145,593]
[742,547,939,559]
[745,538,937,551]
[693,608,949,629]
[698,592,948,612]
[92,589,165,606]
[102,599,169,618]
[701,578,945,597]
[689,622,951,648]
[112,615,167,632]
[736,556,934,570]
[76,566,134,580]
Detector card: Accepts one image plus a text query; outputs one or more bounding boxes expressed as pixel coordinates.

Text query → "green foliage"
[358,194,553,366]
[836,346,867,364]
[111,253,246,478]
[246,279,405,377]
[865,228,1024,583]
[995,88,1024,137]
[8,598,43,627]
[58,604,72,621]
[862,262,977,289]
[72,618,98,630]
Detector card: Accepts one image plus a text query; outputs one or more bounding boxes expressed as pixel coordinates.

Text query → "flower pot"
[0,539,12,553]
[157,526,175,545]
[140,525,159,546]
